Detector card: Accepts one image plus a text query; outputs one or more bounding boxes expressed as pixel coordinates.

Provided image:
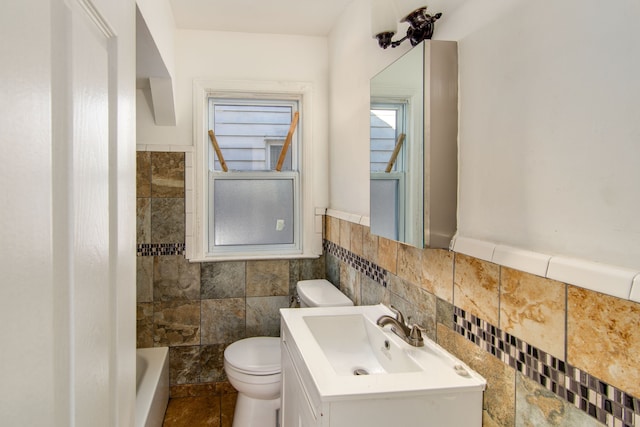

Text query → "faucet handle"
[409,324,426,343]
[389,305,405,324]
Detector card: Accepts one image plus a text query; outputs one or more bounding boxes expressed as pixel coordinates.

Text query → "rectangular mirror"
[370,40,458,248]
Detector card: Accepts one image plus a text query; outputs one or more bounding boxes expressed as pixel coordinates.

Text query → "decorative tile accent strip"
[137,243,186,257]
[454,307,640,427]
[323,240,388,287]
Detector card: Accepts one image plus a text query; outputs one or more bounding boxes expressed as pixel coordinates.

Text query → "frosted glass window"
[212,179,294,246]
[206,96,300,255]
[370,179,399,241]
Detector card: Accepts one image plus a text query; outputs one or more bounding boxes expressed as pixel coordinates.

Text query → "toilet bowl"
[224,337,281,427]
[223,279,352,427]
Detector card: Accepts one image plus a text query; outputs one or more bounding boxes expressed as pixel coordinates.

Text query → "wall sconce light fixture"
[372,0,442,49]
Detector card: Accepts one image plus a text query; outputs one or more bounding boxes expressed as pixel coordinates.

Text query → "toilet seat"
[224,337,281,375]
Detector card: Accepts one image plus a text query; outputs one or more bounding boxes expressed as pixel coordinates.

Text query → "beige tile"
[397,243,422,285]
[151,198,185,244]
[350,222,363,257]
[567,286,640,396]
[437,324,515,427]
[154,255,200,301]
[153,301,201,347]
[137,256,154,303]
[500,268,566,359]
[151,152,185,198]
[137,197,151,244]
[246,260,289,297]
[327,215,340,244]
[421,248,454,303]
[453,253,500,326]
[362,226,378,265]
[137,302,154,348]
[515,373,603,427]
[136,151,151,198]
[378,237,398,274]
[339,219,351,251]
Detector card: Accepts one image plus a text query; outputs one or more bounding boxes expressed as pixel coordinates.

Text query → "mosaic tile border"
[137,243,185,257]
[325,239,640,427]
[324,240,388,287]
[454,307,640,427]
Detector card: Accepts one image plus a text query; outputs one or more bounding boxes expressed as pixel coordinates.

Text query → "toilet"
[223,279,353,427]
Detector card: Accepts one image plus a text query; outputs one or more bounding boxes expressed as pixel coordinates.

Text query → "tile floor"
[162,387,237,427]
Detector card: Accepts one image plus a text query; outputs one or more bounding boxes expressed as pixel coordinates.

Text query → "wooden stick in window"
[275,112,299,172]
[385,133,406,173]
[208,130,228,172]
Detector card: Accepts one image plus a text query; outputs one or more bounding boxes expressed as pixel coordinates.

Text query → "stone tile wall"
[136,152,324,390]
[325,214,640,427]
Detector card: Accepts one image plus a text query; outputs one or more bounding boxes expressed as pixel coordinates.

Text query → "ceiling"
[168,0,355,36]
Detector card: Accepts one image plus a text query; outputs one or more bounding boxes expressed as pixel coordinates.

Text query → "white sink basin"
[280,304,486,398]
[303,314,420,376]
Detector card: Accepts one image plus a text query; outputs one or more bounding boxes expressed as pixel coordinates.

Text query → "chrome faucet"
[376,306,425,347]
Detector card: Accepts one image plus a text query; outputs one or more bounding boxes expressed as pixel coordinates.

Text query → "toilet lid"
[224,337,281,375]
[297,279,354,307]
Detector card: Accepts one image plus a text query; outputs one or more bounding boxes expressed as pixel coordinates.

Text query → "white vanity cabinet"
[279,305,486,427]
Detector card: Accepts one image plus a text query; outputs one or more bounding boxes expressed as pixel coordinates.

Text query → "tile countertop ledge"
[451,235,640,302]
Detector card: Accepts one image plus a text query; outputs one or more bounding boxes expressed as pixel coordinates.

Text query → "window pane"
[370,179,399,240]
[209,101,297,171]
[370,108,399,172]
[212,178,295,246]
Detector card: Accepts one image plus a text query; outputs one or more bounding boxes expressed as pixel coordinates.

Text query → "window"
[207,98,299,252]
[370,102,407,241]
[189,80,322,261]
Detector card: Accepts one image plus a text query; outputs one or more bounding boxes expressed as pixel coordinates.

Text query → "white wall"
[138,29,330,208]
[328,0,640,271]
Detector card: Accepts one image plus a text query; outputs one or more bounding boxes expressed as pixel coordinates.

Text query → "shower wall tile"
[200,344,227,383]
[153,255,200,301]
[153,301,201,347]
[397,243,422,285]
[516,373,604,427]
[454,253,500,326]
[137,255,154,303]
[136,151,151,197]
[201,261,245,299]
[246,260,289,297]
[500,267,566,359]
[421,249,454,303]
[151,198,185,244]
[246,296,290,337]
[568,285,640,397]
[201,298,245,345]
[437,324,516,427]
[169,345,201,385]
[151,152,185,198]
[137,197,151,244]
[137,302,154,348]
[378,236,398,274]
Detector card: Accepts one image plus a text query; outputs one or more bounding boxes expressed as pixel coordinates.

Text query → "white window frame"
[188,80,319,261]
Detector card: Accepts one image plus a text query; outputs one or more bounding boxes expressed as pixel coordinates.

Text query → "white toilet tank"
[296,279,353,308]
